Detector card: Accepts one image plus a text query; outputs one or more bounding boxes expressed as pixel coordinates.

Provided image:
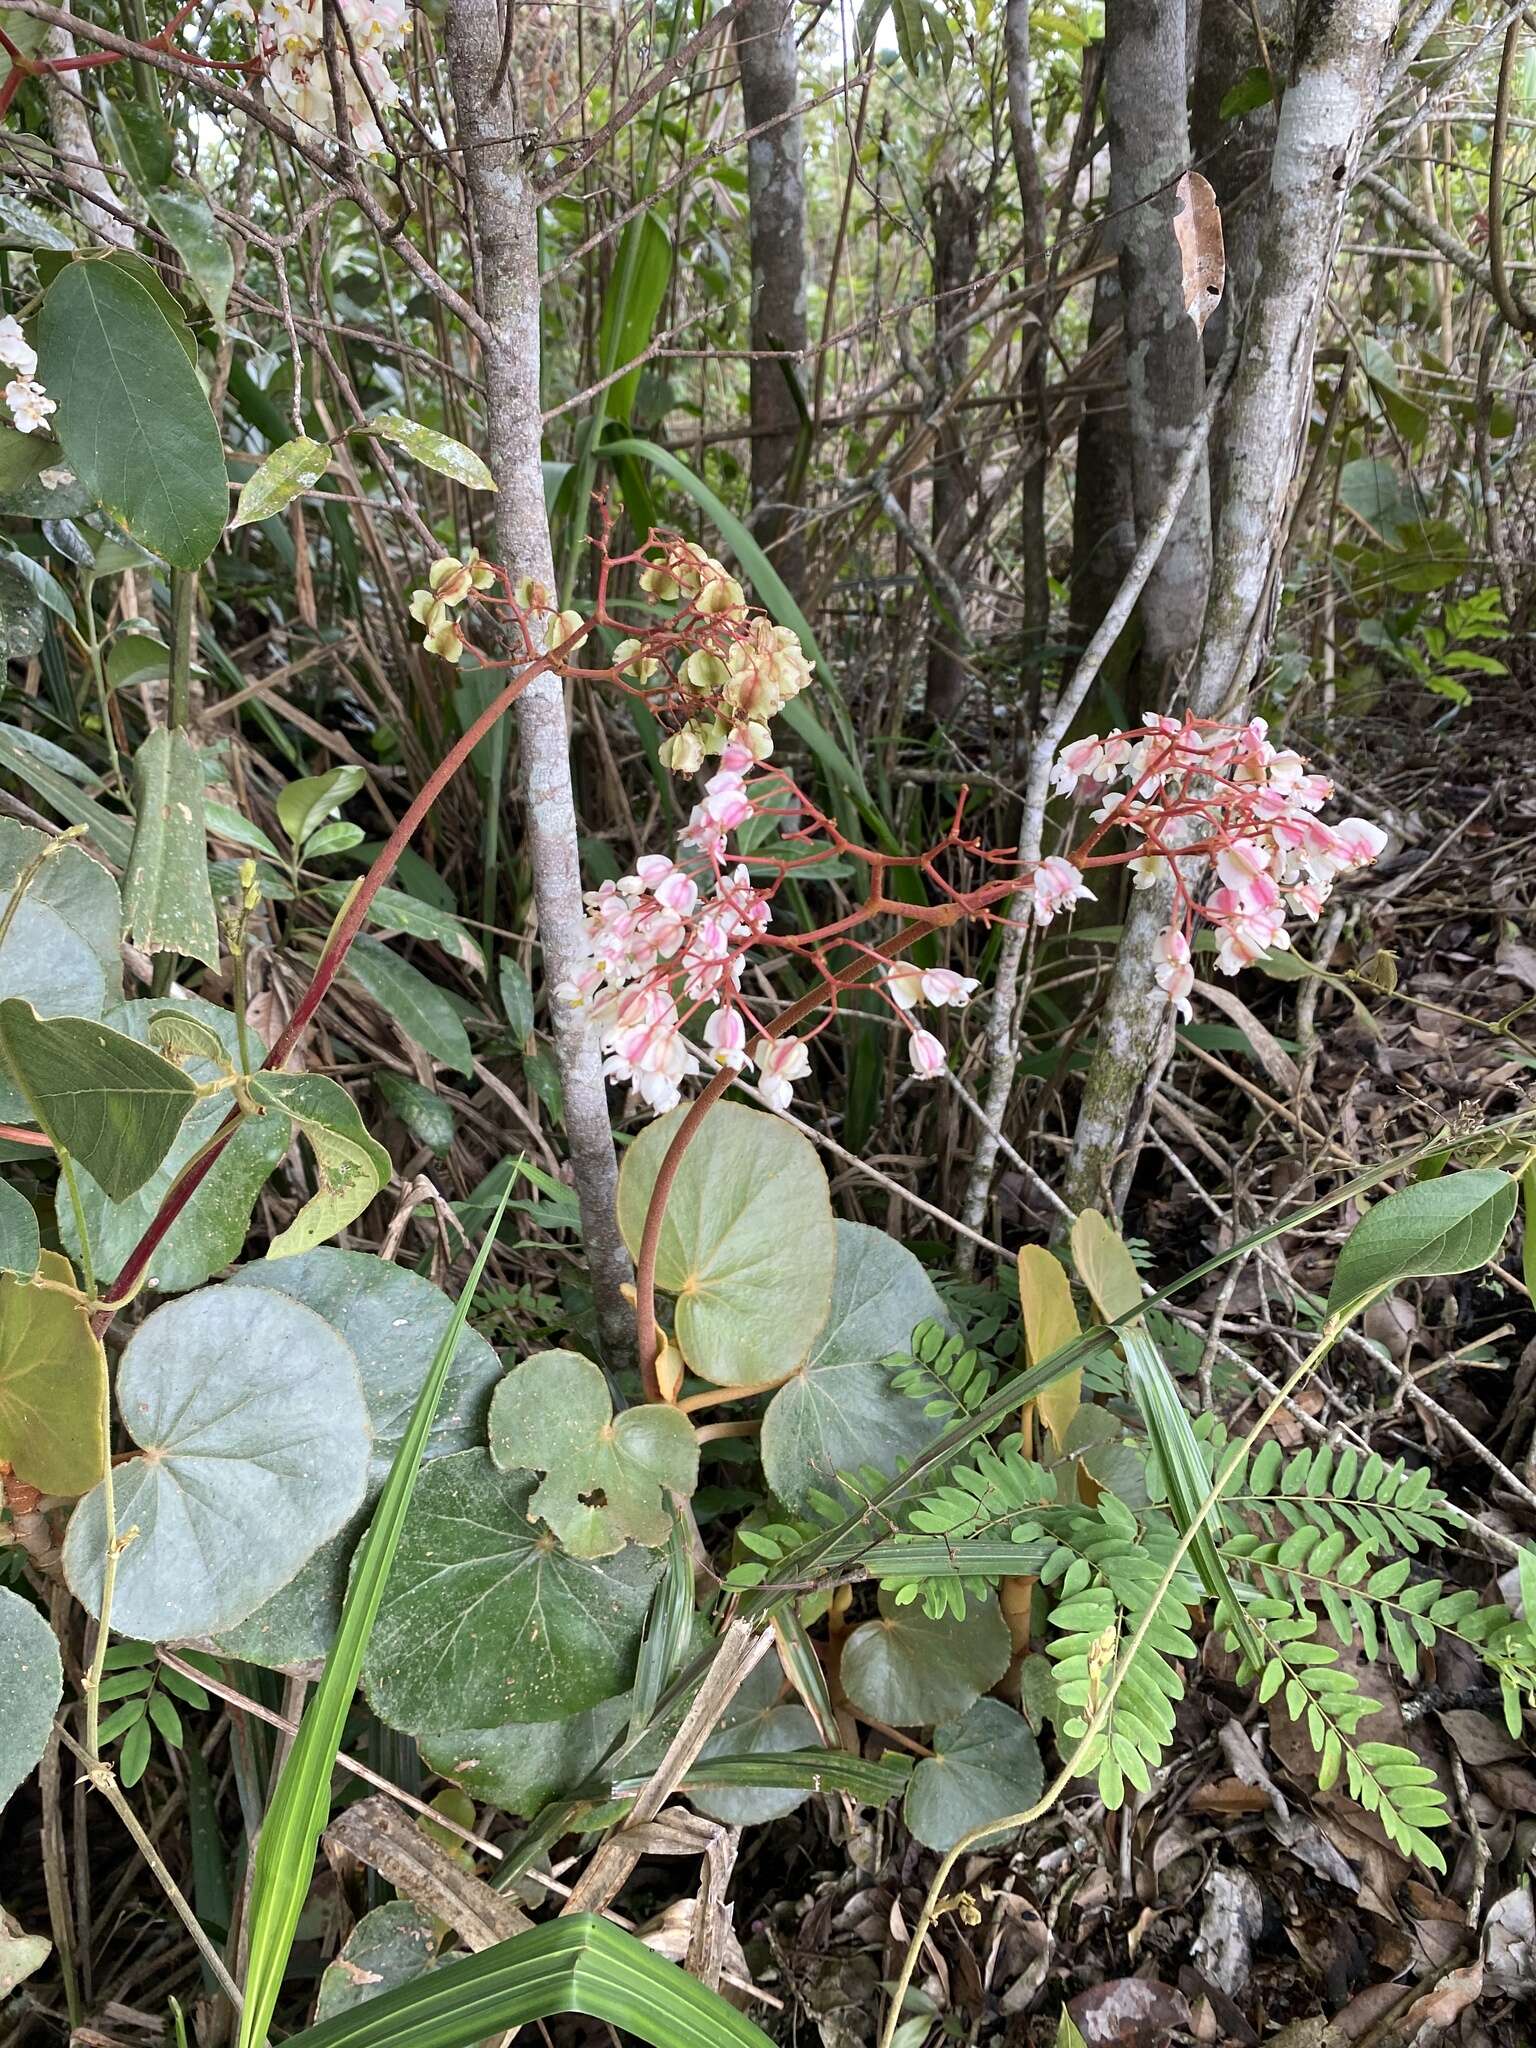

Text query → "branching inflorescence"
[407,526,1388,1121]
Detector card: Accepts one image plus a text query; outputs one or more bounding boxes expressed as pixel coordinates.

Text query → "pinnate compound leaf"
[362,1450,661,1732]
[231,437,332,528]
[123,726,220,967]
[362,413,496,491]
[616,1100,836,1386]
[60,998,290,1295]
[217,1249,502,1666]
[841,1587,1012,1728]
[315,1904,439,2024]
[903,1697,1043,1852]
[761,1222,948,1509]
[0,999,196,1199]
[248,1073,392,1256]
[0,1250,104,1494]
[1327,1169,1519,1320]
[344,935,472,1076]
[0,1584,61,1815]
[62,1285,371,1639]
[489,1348,699,1557]
[0,1179,38,1276]
[37,260,227,569]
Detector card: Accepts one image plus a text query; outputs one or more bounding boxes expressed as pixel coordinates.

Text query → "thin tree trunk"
[1004,0,1051,686]
[1068,266,1136,653]
[1104,0,1211,669]
[923,173,982,725]
[41,45,133,251]
[1062,0,1399,1216]
[445,0,634,1364]
[734,0,807,589]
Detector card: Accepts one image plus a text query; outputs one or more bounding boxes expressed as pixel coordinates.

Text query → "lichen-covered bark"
[1069,266,1136,651]
[1063,0,1398,1216]
[1104,0,1211,667]
[734,0,807,587]
[445,0,634,1362]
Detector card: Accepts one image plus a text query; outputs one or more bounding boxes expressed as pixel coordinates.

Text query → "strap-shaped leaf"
[278,1916,771,2048]
[0,998,197,1199]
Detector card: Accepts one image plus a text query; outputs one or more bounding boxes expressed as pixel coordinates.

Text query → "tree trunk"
[1004,0,1052,688]
[924,174,982,724]
[1104,0,1211,670]
[734,0,808,589]
[1068,266,1136,653]
[1062,0,1399,1216]
[445,0,634,1364]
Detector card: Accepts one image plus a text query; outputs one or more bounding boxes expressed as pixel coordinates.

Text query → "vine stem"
[91,650,552,1325]
[875,1320,1341,2048]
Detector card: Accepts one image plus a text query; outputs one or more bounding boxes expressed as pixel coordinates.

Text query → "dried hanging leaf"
[1173,171,1225,335]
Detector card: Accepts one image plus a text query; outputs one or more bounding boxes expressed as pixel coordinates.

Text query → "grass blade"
[237,1174,516,2048]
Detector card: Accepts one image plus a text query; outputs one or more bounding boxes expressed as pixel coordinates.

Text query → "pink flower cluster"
[1053,714,1387,1021]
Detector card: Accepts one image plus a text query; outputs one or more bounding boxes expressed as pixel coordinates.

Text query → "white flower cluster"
[0,316,54,437]
[223,0,410,156]
[1053,715,1388,1021]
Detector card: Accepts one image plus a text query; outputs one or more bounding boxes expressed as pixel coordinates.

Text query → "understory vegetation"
[1,0,1535,2044]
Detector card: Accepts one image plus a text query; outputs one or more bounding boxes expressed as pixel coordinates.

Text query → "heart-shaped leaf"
[616,1101,836,1386]
[0,1584,60,1814]
[689,1652,818,1826]
[489,1349,699,1557]
[63,1284,372,1639]
[123,726,220,968]
[247,1073,392,1256]
[362,1450,660,1732]
[38,260,227,569]
[0,1249,105,1495]
[0,999,197,1199]
[216,1249,502,1666]
[60,998,290,1295]
[231,437,332,529]
[1327,1169,1519,1321]
[841,1587,1011,1728]
[902,1697,1043,1851]
[761,1222,949,1510]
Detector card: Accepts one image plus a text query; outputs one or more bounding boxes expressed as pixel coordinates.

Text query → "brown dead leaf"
[1173,172,1225,334]
[1067,1977,1191,2046]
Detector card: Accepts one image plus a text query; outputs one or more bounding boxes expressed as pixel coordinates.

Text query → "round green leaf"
[0,1584,61,1814]
[489,1349,699,1558]
[690,1653,818,1827]
[902,1697,1043,1852]
[841,1588,1011,1728]
[63,1285,372,1640]
[616,1101,836,1386]
[38,260,227,570]
[1327,1169,1519,1320]
[214,1249,502,1666]
[60,998,291,1294]
[761,1222,949,1509]
[361,1450,661,1732]
[0,1249,106,1495]
[419,1693,632,1819]
[314,1903,439,2024]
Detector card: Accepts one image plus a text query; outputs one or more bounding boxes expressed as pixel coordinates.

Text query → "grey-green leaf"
[840,1587,1012,1728]
[1327,1169,1520,1320]
[362,1451,661,1732]
[0,1180,38,1276]
[246,1073,393,1257]
[38,260,227,570]
[0,1584,61,1814]
[690,1653,818,1827]
[761,1222,949,1510]
[0,999,197,1200]
[362,414,497,491]
[216,1249,503,1667]
[62,1285,372,1639]
[344,935,472,1076]
[231,438,332,529]
[315,1904,440,2024]
[419,1694,631,1820]
[902,1698,1043,1853]
[146,181,235,324]
[123,726,220,967]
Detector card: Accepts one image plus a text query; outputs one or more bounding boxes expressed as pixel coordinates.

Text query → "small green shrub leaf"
[315,1904,439,2024]
[841,1587,1011,1727]
[231,437,332,529]
[344,935,473,1076]
[0,1249,105,1495]
[361,413,496,490]
[247,1073,392,1256]
[1327,1170,1519,1320]
[903,1697,1043,1852]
